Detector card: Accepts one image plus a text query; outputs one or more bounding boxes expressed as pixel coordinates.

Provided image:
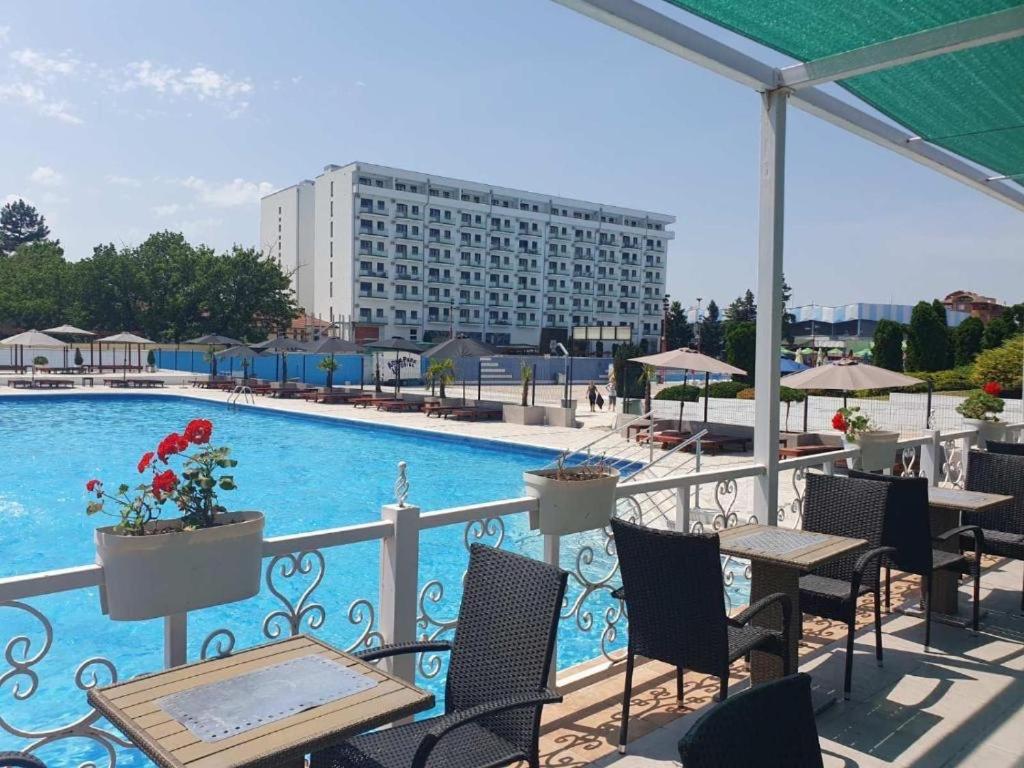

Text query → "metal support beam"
[779,6,1024,89]
[753,89,787,526]
[552,0,1024,214]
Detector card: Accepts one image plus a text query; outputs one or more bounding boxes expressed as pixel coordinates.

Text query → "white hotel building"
[260,162,674,349]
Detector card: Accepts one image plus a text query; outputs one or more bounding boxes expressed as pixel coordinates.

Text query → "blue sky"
[1,0,1021,312]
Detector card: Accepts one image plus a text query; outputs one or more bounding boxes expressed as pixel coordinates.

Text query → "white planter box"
[964,418,1006,447]
[503,404,546,425]
[524,467,620,536]
[842,431,899,472]
[95,511,264,621]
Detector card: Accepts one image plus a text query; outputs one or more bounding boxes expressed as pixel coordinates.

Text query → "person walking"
[587,381,598,412]
[607,373,617,410]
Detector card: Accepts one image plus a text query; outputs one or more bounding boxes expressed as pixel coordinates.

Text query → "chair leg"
[718,673,728,702]
[843,617,855,701]
[884,565,891,613]
[618,649,635,755]
[675,666,684,702]
[972,566,980,636]
[874,585,884,667]
[924,572,932,651]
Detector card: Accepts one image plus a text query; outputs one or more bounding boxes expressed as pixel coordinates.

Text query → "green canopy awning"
[664,1,1024,185]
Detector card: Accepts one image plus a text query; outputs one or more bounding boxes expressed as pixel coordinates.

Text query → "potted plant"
[31,355,47,381]
[318,355,339,389]
[74,348,84,369]
[956,381,1006,445]
[832,406,899,472]
[86,418,264,620]
[524,453,620,535]
[146,349,157,372]
[503,362,545,425]
[425,358,455,401]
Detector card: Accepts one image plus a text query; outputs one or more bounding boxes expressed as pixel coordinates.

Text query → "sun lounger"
[445,407,503,421]
[422,403,461,418]
[127,378,165,388]
[33,378,76,389]
[636,429,691,448]
[377,400,422,412]
[7,379,33,389]
[351,396,398,408]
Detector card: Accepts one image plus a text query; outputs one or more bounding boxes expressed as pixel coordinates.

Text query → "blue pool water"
[0,395,629,765]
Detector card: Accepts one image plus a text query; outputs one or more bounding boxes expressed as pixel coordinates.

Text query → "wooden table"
[88,635,434,768]
[925,486,1012,623]
[719,524,867,689]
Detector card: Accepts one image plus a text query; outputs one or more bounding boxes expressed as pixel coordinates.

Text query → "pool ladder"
[228,385,255,410]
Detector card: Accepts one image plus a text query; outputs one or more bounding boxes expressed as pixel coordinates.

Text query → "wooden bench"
[377,400,423,412]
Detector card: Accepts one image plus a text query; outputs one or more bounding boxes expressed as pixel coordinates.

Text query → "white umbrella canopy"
[98,332,156,345]
[0,329,65,347]
[631,347,746,376]
[44,324,96,336]
[780,360,921,391]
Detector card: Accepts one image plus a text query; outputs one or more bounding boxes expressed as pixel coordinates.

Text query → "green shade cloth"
[664,1,1024,184]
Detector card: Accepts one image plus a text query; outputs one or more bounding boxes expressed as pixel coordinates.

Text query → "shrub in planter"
[85,418,263,620]
[318,355,339,388]
[956,381,1006,444]
[779,386,806,431]
[524,455,620,536]
[654,384,700,402]
[74,348,84,367]
[426,358,455,398]
[832,406,898,472]
[707,380,748,399]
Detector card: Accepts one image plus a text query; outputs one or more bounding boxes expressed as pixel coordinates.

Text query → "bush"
[779,386,806,403]
[972,335,1022,393]
[956,390,1004,421]
[706,380,748,399]
[736,387,756,400]
[899,367,975,394]
[655,384,700,402]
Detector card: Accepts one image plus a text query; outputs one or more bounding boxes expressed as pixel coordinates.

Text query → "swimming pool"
[0,394,619,765]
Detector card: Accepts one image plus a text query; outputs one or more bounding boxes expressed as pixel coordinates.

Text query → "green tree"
[1,199,51,254]
[725,289,757,323]
[781,275,795,343]
[426,358,455,398]
[872,319,904,371]
[932,299,955,367]
[724,321,756,383]
[905,301,949,372]
[698,299,723,357]
[664,300,693,349]
[972,335,1023,392]
[1003,303,1024,332]
[982,315,1014,350]
[953,316,984,366]
[317,356,339,389]
[0,240,70,328]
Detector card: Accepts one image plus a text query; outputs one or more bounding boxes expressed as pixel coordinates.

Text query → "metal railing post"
[960,433,973,481]
[379,466,420,683]
[164,613,188,668]
[921,429,941,486]
[532,363,537,406]
[675,484,691,533]
[477,360,482,402]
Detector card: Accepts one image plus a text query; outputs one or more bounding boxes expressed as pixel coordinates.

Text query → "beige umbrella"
[781,358,922,416]
[1,330,65,378]
[44,324,96,368]
[98,332,157,379]
[631,347,746,425]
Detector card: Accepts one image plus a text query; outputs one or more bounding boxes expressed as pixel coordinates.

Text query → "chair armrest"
[411,689,562,768]
[729,591,792,629]
[852,546,897,593]
[934,525,984,545]
[355,640,452,662]
[0,752,47,768]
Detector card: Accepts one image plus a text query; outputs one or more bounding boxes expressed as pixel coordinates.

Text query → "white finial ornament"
[395,461,409,507]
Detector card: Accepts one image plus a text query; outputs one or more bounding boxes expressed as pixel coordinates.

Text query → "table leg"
[929,506,961,616]
[749,561,799,684]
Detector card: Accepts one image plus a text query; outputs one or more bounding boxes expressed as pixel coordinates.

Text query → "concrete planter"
[503,404,546,425]
[524,467,620,535]
[95,511,264,621]
[842,431,899,472]
[544,406,578,428]
[963,418,1006,447]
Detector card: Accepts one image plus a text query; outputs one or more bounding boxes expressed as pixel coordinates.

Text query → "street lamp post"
[660,293,671,353]
[695,296,704,353]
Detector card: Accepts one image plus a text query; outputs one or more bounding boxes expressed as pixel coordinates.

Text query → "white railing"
[2,424,1017,764]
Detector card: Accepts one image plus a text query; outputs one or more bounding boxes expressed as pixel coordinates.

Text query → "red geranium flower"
[184,418,213,445]
[983,381,1002,396]
[86,479,101,492]
[151,469,179,497]
[832,412,848,433]
[137,451,155,474]
[157,432,188,462]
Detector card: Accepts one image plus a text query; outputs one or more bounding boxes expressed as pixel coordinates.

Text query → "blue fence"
[155,350,367,386]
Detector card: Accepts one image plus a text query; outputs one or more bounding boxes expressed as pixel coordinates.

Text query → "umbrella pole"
[843,391,848,409]
[678,399,683,432]
[703,372,710,423]
[395,351,400,396]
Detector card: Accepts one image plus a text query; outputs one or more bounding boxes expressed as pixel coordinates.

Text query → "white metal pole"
[379,500,420,683]
[164,613,187,668]
[753,88,787,527]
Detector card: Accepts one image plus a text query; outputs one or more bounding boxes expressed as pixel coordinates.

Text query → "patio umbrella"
[781,359,922,414]
[1,330,65,379]
[98,332,156,380]
[45,324,96,368]
[253,337,314,383]
[185,334,244,378]
[779,357,809,374]
[310,337,362,389]
[423,336,497,403]
[365,338,422,395]
[631,347,746,426]
[215,345,262,381]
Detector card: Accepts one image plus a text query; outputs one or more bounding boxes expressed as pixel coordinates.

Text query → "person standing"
[587,381,598,412]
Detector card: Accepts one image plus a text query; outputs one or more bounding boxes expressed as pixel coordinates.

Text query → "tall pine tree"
[1,199,51,254]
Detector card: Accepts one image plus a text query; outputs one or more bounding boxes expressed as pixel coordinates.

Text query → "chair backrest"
[965,450,1024,535]
[849,470,932,575]
[445,544,568,755]
[610,517,728,676]
[677,673,824,768]
[803,473,888,586]
[986,440,1024,456]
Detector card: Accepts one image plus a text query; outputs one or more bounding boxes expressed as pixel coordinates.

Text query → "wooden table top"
[88,635,434,768]
[718,524,867,572]
[927,486,1013,512]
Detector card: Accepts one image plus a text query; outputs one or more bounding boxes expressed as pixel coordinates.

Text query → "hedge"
[655,384,700,402]
[705,380,748,399]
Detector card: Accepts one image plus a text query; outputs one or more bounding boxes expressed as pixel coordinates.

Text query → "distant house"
[287,313,333,342]
[941,290,1005,323]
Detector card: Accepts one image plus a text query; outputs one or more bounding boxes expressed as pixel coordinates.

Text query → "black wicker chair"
[676,673,823,768]
[0,754,46,768]
[850,470,983,645]
[986,440,1024,456]
[310,544,568,768]
[964,450,1024,611]
[798,473,895,700]
[609,517,793,755]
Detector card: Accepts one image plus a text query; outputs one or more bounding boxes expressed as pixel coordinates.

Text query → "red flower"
[184,418,213,445]
[156,432,188,462]
[983,381,1002,396]
[137,451,155,474]
[151,469,179,497]
[832,412,848,433]
[86,479,100,492]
